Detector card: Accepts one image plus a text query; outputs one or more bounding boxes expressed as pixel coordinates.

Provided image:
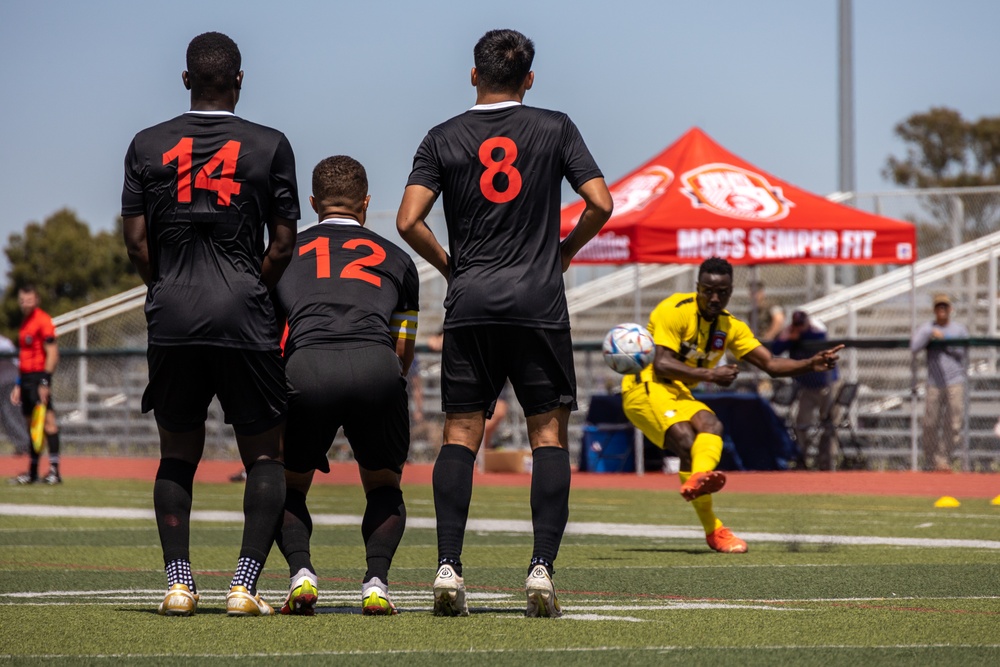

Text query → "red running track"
[3,455,999,499]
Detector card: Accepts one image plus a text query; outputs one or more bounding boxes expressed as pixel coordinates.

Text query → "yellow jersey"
[623,291,761,391]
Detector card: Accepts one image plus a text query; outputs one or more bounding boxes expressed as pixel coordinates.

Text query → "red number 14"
[162,138,242,206]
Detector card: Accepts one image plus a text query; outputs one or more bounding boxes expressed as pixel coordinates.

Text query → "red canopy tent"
[561,127,916,265]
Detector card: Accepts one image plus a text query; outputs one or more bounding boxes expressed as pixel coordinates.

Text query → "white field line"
[5,645,1000,660]
[3,503,1000,550]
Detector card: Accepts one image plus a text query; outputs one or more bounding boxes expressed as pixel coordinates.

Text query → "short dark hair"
[474,29,534,94]
[186,32,241,96]
[312,156,368,209]
[698,257,733,280]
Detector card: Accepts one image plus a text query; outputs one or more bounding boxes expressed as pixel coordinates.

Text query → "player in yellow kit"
[622,257,844,553]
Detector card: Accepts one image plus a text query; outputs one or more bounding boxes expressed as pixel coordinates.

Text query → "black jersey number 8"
[299,236,385,287]
[478,137,522,203]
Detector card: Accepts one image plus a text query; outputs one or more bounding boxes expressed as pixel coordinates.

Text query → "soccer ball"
[602,322,654,374]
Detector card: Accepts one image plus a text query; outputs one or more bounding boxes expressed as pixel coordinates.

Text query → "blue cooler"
[583,425,635,473]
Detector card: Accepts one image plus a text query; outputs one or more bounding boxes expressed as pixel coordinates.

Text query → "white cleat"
[525,565,562,618]
[432,564,468,617]
[362,577,398,616]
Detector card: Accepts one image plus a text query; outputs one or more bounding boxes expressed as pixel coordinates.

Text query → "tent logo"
[610,165,673,217]
[680,164,792,222]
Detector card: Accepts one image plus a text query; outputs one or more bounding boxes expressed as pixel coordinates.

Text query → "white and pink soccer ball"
[601,322,654,374]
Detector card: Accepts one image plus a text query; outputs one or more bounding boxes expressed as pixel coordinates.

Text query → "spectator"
[771,310,839,470]
[0,334,29,455]
[748,280,785,342]
[910,293,968,472]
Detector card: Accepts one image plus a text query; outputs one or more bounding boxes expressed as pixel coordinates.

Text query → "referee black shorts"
[19,372,54,417]
[283,344,409,475]
[441,324,577,418]
[142,344,286,436]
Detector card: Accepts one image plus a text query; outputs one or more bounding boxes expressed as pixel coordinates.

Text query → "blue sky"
[1,0,996,281]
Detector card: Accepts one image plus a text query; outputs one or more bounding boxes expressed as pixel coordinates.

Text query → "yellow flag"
[30,404,46,454]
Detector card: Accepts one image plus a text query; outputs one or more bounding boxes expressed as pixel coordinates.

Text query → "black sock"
[530,447,571,568]
[28,451,39,480]
[154,458,197,564]
[433,444,477,574]
[362,486,406,584]
[237,458,285,581]
[277,487,314,576]
[47,431,60,457]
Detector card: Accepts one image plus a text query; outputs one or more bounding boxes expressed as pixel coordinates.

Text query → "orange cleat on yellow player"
[679,470,726,501]
[706,526,747,553]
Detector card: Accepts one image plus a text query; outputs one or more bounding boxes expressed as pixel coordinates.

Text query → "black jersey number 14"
[478,137,522,203]
[299,237,385,287]
[162,138,242,206]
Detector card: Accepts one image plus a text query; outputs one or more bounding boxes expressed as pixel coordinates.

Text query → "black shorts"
[142,345,286,436]
[284,344,409,475]
[19,372,54,417]
[441,325,577,418]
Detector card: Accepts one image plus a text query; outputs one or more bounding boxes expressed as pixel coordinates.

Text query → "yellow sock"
[690,433,722,473]
[678,471,722,534]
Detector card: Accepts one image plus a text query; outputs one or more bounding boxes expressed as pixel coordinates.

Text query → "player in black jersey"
[397,28,613,617]
[272,156,419,617]
[122,32,299,617]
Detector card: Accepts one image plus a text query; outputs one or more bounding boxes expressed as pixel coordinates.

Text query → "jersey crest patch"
[711,330,727,350]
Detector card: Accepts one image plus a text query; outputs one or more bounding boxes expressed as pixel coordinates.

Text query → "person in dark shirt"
[272,156,419,617]
[771,310,839,470]
[122,32,298,618]
[396,28,613,618]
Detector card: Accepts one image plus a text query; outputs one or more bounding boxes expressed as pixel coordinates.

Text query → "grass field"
[2,476,999,665]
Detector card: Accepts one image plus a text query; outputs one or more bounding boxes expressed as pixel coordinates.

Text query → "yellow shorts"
[621,378,714,449]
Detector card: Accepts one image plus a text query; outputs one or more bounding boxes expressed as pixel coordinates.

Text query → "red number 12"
[300,237,385,287]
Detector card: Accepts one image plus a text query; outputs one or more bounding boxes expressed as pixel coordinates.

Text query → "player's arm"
[123,215,152,286]
[741,343,845,377]
[652,345,739,387]
[396,185,450,280]
[261,216,297,291]
[560,177,613,272]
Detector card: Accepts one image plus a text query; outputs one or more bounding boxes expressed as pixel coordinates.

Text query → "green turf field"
[1,478,999,665]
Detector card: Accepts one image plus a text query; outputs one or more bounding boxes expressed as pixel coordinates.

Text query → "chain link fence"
[13,187,999,472]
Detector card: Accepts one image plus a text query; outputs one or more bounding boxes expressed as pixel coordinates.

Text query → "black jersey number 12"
[299,237,385,287]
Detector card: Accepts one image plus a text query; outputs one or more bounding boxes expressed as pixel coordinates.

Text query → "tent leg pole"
[634,262,645,476]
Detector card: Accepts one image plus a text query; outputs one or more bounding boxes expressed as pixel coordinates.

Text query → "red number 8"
[478,137,522,203]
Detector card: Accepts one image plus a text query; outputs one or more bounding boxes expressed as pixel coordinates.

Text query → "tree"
[883,108,1000,250]
[2,209,142,337]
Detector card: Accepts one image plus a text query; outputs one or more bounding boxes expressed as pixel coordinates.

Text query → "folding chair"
[826,382,866,469]
[768,381,804,467]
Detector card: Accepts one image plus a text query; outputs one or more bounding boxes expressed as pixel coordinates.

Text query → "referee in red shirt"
[11,284,61,484]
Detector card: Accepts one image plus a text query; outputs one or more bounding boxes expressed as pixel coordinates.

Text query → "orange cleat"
[679,470,726,501]
[706,526,748,553]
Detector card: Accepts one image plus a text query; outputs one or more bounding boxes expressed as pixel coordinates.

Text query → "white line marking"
[3,503,1000,549]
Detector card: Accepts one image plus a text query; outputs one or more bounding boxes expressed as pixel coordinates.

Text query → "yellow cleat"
[157,584,199,617]
[226,585,274,616]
